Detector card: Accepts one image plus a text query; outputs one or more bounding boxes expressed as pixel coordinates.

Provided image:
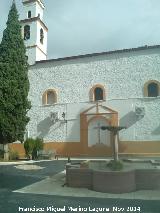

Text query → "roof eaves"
[34,44,160,65]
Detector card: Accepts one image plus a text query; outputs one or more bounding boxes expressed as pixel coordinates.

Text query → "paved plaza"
[0,159,160,213]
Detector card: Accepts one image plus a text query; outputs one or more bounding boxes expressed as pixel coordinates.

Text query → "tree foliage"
[0,2,31,144]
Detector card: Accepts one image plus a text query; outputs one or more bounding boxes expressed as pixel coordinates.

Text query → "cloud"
[0,0,22,42]
[1,0,160,59]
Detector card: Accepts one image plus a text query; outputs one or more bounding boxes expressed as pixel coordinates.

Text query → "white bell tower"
[20,0,48,65]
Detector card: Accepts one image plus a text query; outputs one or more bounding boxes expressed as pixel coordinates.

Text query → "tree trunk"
[3,143,9,161]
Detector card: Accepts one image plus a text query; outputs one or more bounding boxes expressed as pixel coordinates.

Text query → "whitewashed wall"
[21,1,47,65]
[21,1,44,20]
[27,47,160,142]
[36,21,47,56]
[21,2,36,20]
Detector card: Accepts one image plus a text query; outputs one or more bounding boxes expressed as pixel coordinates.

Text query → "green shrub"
[0,150,4,159]
[24,138,35,159]
[9,150,19,160]
[24,138,43,160]
[32,138,43,160]
[107,160,123,171]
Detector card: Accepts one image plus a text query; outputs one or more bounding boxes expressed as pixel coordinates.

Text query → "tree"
[0,1,31,159]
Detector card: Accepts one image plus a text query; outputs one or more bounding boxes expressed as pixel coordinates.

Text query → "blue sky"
[1,0,160,59]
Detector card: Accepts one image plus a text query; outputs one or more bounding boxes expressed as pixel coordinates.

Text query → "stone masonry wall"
[27,47,160,142]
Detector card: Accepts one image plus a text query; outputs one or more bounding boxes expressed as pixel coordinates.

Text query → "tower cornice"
[26,45,47,56]
[20,16,48,31]
[22,0,44,9]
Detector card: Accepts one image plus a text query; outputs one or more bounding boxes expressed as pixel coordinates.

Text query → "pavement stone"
[14,170,160,201]
[0,159,160,212]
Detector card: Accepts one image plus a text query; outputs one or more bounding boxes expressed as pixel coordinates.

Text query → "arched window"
[144,80,160,97]
[148,82,158,97]
[90,84,106,102]
[28,11,31,18]
[42,90,57,105]
[24,25,30,40]
[47,91,55,104]
[40,28,44,44]
[94,87,104,101]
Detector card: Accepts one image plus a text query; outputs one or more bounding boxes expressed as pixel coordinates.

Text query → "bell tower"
[20,0,48,65]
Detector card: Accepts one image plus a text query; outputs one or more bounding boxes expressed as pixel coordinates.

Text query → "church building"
[17,0,160,157]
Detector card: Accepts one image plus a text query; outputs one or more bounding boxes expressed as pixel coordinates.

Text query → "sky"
[1,0,160,59]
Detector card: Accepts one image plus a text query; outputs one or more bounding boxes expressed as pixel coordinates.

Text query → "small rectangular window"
[28,11,31,18]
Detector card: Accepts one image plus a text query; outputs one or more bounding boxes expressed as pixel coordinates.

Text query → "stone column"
[114,134,119,161]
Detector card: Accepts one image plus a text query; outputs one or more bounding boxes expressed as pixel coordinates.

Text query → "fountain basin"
[66,160,160,193]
